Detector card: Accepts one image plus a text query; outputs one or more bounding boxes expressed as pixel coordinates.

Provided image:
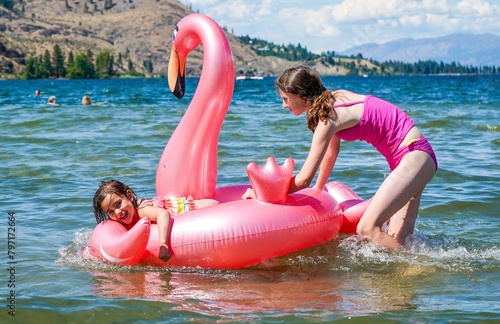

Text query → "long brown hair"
[92,179,138,224]
[276,65,336,132]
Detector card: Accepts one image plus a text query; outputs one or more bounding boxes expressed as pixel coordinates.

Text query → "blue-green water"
[1,75,499,323]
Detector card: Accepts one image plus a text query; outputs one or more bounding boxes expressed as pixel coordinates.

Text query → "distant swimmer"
[48,96,57,105]
[82,95,92,105]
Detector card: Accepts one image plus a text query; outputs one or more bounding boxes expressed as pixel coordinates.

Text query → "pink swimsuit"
[334,95,437,171]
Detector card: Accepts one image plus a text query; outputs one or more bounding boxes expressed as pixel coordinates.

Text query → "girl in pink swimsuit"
[93,179,219,262]
[243,65,438,248]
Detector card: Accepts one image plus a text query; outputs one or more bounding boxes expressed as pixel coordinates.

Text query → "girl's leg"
[386,189,422,245]
[356,150,435,248]
[157,211,172,261]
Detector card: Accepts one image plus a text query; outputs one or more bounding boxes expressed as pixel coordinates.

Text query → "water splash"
[336,232,500,274]
[57,229,132,272]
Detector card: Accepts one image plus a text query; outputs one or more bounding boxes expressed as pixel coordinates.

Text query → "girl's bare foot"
[158,245,171,262]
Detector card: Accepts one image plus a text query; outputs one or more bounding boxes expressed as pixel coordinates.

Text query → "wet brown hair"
[92,179,138,224]
[276,65,336,132]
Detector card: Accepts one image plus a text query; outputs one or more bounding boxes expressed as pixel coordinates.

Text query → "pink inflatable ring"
[85,14,367,269]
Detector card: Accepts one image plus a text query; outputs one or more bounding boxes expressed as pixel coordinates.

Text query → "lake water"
[1,75,499,323]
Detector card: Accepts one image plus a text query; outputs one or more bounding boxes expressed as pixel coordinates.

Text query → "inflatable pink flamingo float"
[86,14,368,269]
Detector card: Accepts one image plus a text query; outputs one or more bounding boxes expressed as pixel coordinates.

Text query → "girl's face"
[100,191,137,225]
[279,89,310,116]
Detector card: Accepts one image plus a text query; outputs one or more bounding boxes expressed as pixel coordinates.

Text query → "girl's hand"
[241,188,255,200]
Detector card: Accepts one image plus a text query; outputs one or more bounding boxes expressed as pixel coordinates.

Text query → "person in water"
[82,95,92,105]
[93,179,219,262]
[48,96,57,105]
[243,65,438,248]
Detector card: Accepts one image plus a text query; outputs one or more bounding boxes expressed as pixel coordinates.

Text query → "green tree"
[52,44,66,78]
[66,52,95,79]
[143,60,153,74]
[95,50,114,78]
[86,49,93,61]
[127,58,134,72]
[38,50,53,78]
[117,52,123,68]
[24,56,38,79]
[104,0,114,10]
[67,51,74,66]
[0,0,15,10]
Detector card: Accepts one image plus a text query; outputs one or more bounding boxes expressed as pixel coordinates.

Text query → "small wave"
[56,229,133,272]
[336,232,499,273]
[59,227,499,277]
[476,124,500,132]
[406,233,500,269]
[57,230,249,275]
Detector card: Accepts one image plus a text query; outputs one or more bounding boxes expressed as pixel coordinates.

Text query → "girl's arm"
[313,135,340,190]
[138,206,172,246]
[289,118,337,193]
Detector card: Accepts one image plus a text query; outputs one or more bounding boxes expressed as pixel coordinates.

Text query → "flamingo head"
[168,26,187,99]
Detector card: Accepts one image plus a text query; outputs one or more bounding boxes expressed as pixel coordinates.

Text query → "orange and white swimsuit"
[139,196,197,215]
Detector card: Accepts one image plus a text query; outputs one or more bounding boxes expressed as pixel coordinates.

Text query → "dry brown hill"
[0,0,348,78]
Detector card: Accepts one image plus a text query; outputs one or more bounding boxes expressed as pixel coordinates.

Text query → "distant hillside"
[1,1,497,79]
[341,33,500,66]
[0,0,296,78]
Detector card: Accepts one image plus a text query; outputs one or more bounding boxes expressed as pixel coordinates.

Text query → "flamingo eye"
[172,25,179,42]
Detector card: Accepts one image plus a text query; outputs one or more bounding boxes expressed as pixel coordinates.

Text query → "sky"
[180,0,500,54]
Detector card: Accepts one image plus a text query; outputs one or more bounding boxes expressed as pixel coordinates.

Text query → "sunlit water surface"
[1,75,499,323]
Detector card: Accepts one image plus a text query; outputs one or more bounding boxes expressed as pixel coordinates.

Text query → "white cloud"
[456,0,498,16]
[180,0,500,52]
[400,14,423,27]
[278,7,341,38]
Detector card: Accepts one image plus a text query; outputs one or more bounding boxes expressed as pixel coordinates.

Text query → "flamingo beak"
[168,45,186,99]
